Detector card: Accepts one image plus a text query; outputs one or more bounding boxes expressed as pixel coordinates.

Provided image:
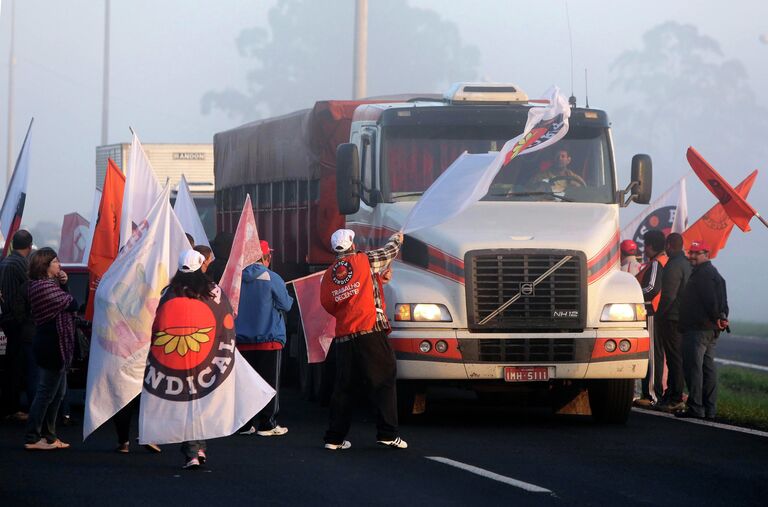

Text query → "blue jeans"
[24,367,67,444]
[23,342,39,410]
[683,330,718,417]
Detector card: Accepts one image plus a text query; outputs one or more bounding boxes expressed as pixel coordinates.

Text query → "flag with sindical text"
[138,289,275,444]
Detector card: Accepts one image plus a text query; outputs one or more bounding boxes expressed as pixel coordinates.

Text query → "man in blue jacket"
[235,240,294,436]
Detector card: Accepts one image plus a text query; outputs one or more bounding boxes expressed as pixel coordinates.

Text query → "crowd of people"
[0,225,406,468]
[0,221,730,467]
[622,231,730,419]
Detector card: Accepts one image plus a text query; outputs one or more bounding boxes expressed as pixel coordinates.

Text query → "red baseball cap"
[260,240,272,255]
[689,240,710,253]
[620,239,638,255]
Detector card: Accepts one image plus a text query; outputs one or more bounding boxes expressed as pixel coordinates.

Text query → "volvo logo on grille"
[520,282,534,296]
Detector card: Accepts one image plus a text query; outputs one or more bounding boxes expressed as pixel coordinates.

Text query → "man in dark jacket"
[0,230,35,421]
[235,240,294,436]
[656,233,691,412]
[675,240,728,420]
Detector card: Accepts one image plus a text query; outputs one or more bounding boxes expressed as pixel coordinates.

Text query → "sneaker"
[632,397,655,408]
[376,437,408,449]
[324,440,352,450]
[49,439,70,449]
[183,457,200,470]
[197,449,207,465]
[116,442,130,453]
[238,425,257,435]
[257,425,288,437]
[24,438,55,451]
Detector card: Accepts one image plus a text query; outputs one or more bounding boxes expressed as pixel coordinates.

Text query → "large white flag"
[402,87,571,233]
[218,194,261,316]
[173,174,211,249]
[138,289,275,444]
[83,183,190,439]
[622,177,688,253]
[0,119,33,255]
[119,132,162,248]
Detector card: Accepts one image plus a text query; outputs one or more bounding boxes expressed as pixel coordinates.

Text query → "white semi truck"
[214,83,652,423]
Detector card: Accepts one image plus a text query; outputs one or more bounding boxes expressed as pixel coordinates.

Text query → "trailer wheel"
[587,379,634,424]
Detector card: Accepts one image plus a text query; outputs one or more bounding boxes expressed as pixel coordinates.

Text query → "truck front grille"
[465,250,586,332]
[478,338,576,362]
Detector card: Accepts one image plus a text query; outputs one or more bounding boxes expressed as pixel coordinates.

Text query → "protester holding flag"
[207,232,234,284]
[320,229,406,450]
[633,230,667,408]
[0,230,35,422]
[23,248,77,450]
[235,240,294,437]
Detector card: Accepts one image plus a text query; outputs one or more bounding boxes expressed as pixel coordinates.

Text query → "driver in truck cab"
[531,148,586,193]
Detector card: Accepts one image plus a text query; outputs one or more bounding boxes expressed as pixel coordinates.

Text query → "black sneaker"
[197,449,207,465]
[674,409,703,419]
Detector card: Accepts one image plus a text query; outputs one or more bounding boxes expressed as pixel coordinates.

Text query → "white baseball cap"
[179,249,205,273]
[331,229,355,252]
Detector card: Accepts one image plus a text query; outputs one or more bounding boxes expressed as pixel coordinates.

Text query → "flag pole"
[756,212,768,229]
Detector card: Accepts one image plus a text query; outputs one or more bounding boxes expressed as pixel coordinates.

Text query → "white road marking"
[715,358,768,372]
[425,456,553,494]
[632,407,768,438]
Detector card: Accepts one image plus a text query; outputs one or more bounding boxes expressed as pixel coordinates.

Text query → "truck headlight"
[395,303,452,322]
[600,303,646,322]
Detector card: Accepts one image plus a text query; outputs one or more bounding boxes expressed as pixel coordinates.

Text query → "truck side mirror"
[620,154,652,206]
[336,143,361,215]
[630,154,652,205]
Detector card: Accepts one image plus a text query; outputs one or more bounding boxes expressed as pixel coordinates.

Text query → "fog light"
[618,339,631,352]
[419,340,432,353]
[395,304,411,321]
[604,339,617,353]
[435,340,448,353]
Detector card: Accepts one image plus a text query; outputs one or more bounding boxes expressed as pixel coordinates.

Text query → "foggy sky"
[0,0,766,320]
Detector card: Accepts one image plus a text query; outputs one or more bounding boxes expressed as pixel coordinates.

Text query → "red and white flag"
[218,194,261,316]
[687,147,758,232]
[291,272,335,363]
[402,87,571,233]
[58,212,90,263]
[0,119,33,257]
[119,132,162,248]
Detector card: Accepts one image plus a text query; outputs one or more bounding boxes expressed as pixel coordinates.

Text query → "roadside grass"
[717,366,768,431]
[728,321,768,338]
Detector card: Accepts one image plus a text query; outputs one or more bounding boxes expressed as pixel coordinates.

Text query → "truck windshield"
[381,124,615,204]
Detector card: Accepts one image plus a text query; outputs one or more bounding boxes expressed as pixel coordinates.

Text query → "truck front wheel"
[587,379,634,424]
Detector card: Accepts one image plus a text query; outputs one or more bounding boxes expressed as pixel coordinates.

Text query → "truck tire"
[587,379,634,424]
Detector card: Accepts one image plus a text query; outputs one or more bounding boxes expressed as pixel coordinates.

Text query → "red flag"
[58,212,90,263]
[682,170,758,259]
[291,272,335,363]
[85,159,125,320]
[686,147,757,232]
[218,194,261,316]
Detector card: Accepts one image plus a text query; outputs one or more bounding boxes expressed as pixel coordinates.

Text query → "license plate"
[504,366,549,382]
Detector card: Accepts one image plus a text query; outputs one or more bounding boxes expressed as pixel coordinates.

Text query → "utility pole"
[352,0,368,99]
[6,0,16,184]
[100,0,110,146]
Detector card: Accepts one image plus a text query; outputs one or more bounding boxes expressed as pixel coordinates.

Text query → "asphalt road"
[1,387,766,506]
[716,334,768,367]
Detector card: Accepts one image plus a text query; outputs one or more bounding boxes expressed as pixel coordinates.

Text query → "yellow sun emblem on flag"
[153,326,213,357]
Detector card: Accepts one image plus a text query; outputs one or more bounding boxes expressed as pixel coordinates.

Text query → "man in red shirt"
[320,228,405,451]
